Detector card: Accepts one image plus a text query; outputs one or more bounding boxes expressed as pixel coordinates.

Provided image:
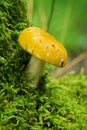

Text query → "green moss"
[0,71,87,129]
[0,0,29,85]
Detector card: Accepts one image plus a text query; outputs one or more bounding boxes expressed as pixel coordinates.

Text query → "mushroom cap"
[18,27,68,67]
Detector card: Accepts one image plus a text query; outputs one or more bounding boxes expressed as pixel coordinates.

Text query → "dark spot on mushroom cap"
[32,50,34,53]
[60,60,64,67]
[52,44,55,47]
[58,59,64,67]
[57,49,59,51]
[40,40,42,43]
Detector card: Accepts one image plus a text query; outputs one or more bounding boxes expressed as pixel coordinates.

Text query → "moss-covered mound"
[0,71,87,130]
[0,0,29,85]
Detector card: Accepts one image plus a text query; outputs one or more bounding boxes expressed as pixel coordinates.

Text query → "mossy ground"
[0,71,87,130]
[0,0,87,130]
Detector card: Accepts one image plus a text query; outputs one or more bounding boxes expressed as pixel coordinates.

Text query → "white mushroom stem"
[25,55,45,87]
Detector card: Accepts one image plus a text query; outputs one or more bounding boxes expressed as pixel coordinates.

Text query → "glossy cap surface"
[18,27,68,67]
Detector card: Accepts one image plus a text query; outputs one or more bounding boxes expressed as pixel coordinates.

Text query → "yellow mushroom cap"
[18,27,68,67]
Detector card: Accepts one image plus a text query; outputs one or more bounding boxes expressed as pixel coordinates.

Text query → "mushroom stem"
[25,55,45,87]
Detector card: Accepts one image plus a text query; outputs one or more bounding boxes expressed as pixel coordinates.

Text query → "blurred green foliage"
[32,0,87,55]
[0,0,87,129]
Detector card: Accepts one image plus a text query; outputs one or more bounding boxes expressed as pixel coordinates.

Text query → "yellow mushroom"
[18,27,68,87]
